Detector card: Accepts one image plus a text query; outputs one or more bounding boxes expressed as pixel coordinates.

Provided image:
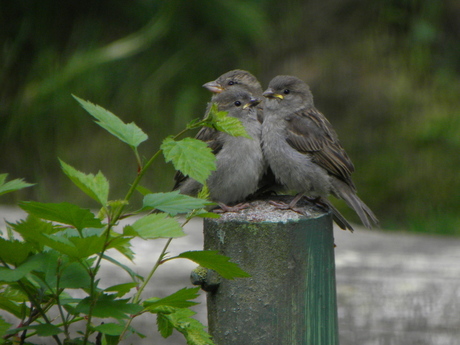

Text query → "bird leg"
[213,202,250,213]
[269,193,307,214]
[305,196,328,210]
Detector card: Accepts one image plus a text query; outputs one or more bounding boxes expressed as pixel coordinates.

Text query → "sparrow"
[203,69,263,98]
[174,88,265,212]
[203,69,264,123]
[261,75,378,231]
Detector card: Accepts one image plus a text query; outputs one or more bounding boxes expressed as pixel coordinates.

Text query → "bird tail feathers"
[319,198,354,232]
[332,181,379,229]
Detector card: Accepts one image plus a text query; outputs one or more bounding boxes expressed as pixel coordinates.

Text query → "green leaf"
[93,323,125,336]
[73,95,148,148]
[29,252,92,289]
[0,296,24,318]
[30,324,63,336]
[0,315,12,340]
[157,312,174,338]
[106,234,134,261]
[0,256,43,282]
[94,322,145,341]
[102,255,143,282]
[161,137,216,185]
[209,103,251,138]
[157,308,214,345]
[188,209,221,219]
[143,191,213,215]
[144,288,199,312]
[105,282,138,297]
[75,294,143,319]
[105,334,121,345]
[9,216,60,250]
[135,184,153,196]
[0,173,34,196]
[125,213,185,239]
[175,251,250,280]
[67,236,106,258]
[0,238,34,266]
[19,201,103,231]
[60,160,109,206]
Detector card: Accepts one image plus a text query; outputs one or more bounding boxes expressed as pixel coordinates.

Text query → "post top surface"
[211,195,328,223]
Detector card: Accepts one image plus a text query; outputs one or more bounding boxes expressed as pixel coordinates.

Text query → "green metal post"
[203,198,339,345]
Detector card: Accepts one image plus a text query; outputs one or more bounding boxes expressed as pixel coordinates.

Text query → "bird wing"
[285,107,356,190]
[173,126,224,189]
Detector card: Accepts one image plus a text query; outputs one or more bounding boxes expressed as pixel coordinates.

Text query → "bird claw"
[304,196,328,210]
[268,200,306,215]
[213,202,250,213]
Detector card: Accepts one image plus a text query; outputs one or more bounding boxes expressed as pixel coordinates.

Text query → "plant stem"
[92,124,204,343]
[82,222,114,345]
[118,236,174,341]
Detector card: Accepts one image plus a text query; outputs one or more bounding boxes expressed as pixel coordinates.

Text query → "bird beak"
[262,88,283,99]
[203,81,224,93]
[243,98,261,109]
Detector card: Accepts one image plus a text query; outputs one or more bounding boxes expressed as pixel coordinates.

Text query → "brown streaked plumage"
[262,75,378,231]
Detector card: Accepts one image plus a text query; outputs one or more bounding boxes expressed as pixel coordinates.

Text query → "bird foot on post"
[213,202,250,213]
[268,200,308,216]
[268,193,311,215]
[305,196,328,210]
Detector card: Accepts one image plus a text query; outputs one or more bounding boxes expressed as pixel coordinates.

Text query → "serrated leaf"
[105,282,138,297]
[0,257,43,282]
[135,184,152,196]
[19,201,103,231]
[157,308,215,345]
[9,216,60,250]
[75,294,142,319]
[0,173,34,196]
[106,234,134,261]
[102,255,143,282]
[60,160,109,206]
[73,95,148,148]
[0,296,24,318]
[93,323,125,336]
[210,108,251,139]
[105,334,121,345]
[189,209,221,219]
[161,137,216,185]
[67,236,106,258]
[0,315,12,340]
[25,233,105,259]
[0,238,34,266]
[175,251,250,280]
[157,313,174,338]
[126,213,185,239]
[143,191,213,215]
[29,252,92,289]
[144,288,199,312]
[30,324,63,336]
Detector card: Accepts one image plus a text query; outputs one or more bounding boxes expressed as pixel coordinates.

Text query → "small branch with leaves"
[0,96,250,345]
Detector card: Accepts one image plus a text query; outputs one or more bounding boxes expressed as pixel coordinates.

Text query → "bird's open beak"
[203,81,224,93]
[243,98,261,109]
[263,89,284,99]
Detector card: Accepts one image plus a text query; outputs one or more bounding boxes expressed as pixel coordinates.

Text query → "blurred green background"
[1,0,459,234]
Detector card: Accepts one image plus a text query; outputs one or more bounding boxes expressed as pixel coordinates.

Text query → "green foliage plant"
[0,97,250,345]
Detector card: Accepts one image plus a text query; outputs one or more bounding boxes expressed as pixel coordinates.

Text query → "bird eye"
[284,89,290,94]
[234,101,241,106]
[228,81,235,85]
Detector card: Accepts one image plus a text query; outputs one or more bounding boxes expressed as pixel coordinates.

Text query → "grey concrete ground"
[1,205,459,345]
